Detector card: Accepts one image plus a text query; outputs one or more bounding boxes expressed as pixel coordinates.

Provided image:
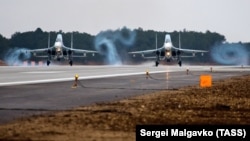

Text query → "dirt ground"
[0,74,250,141]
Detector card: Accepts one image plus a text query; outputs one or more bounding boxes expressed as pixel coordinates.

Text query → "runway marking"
[0,70,169,87]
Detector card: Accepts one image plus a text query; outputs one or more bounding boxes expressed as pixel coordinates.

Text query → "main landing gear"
[47,60,50,66]
[69,60,73,66]
[178,60,182,67]
[155,61,159,67]
[155,53,160,67]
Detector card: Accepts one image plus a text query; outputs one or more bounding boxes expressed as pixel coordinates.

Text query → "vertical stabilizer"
[48,32,50,48]
[71,33,73,49]
[155,33,158,50]
[179,32,181,49]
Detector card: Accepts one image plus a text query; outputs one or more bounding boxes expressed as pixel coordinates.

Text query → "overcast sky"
[0,0,249,42]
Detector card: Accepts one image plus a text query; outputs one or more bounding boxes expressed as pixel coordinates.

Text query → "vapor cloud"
[4,47,31,66]
[94,27,136,65]
[210,43,249,65]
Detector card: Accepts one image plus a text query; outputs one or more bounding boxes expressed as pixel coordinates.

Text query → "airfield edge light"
[146,70,149,79]
[72,74,79,88]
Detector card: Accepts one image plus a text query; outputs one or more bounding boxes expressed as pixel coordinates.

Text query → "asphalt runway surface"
[0,64,250,124]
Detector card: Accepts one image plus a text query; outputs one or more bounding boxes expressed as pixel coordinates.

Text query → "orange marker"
[200,75,212,88]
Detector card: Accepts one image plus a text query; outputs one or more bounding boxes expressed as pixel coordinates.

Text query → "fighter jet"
[27,33,98,66]
[129,33,208,66]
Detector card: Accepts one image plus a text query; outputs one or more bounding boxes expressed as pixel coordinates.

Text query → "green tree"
[0,34,9,59]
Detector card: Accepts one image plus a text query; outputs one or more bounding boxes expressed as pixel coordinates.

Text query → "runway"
[0,65,173,86]
[0,64,249,86]
[0,64,250,124]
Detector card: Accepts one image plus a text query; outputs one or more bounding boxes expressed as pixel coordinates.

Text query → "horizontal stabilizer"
[72,55,88,57]
[180,55,196,58]
[32,55,49,58]
[142,56,157,59]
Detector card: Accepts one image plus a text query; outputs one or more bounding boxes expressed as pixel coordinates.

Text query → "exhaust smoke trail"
[4,47,31,66]
[210,43,249,65]
[94,27,136,65]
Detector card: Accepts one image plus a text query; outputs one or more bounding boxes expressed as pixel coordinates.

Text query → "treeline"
[0,27,249,65]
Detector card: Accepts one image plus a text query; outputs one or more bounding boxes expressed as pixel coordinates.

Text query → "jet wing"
[28,47,53,53]
[128,47,165,54]
[26,47,55,57]
[31,55,48,58]
[26,47,54,58]
[172,46,208,53]
[62,46,98,54]
[70,48,98,53]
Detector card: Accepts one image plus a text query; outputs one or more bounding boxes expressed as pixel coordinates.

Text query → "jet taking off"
[27,33,98,66]
[129,33,208,67]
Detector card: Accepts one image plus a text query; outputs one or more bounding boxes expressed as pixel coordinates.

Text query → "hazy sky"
[0,0,249,42]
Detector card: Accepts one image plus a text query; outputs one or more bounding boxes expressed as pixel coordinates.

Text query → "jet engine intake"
[172,51,176,57]
[177,50,181,55]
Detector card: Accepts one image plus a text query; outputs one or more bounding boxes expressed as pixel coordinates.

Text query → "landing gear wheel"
[155,61,159,67]
[47,60,50,66]
[69,60,73,66]
[178,60,182,67]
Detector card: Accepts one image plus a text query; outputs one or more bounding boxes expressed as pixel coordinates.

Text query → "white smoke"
[94,27,136,65]
[210,43,249,65]
[4,47,31,66]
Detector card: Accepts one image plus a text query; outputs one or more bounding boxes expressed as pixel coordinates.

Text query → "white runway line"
[0,70,169,87]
